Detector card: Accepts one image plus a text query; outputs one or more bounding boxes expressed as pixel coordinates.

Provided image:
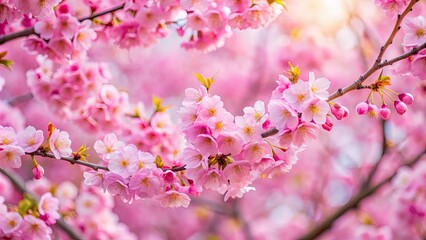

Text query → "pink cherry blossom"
[34,19,56,39]
[301,98,330,125]
[292,123,320,146]
[129,168,162,198]
[21,215,52,240]
[268,99,298,130]
[240,142,271,163]
[235,116,263,142]
[94,133,126,161]
[0,145,25,168]
[402,16,426,46]
[182,87,208,106]
[157,190,191,208]
[308,72,330,100]
[73,20,97,51]
[17,126,44,153]
[108,145,139,178]
[49,128,72,159]
[0,126,17,145]
[283,80,312,109]
[217,133,243,156]
[38,192,60,224]
[374,0,410,18]
[193,134,218,156]
[75,193,100,216]
[0,211,22,235]
[410,49,426,79]
[11,0,60,18]
[243,100,268,124]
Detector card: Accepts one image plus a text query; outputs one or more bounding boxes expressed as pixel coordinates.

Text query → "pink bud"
[356,101,369,115]
[322,115,334,131]
[176,27,185,37]
[398,93,414,105]
[32,164,45,180]
[57,4,70,15]
[331,102,344,120]
[262,119,271,129]
[394,100,407,115]
[378,104,391,120]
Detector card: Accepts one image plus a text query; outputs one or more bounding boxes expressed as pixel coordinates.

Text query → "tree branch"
[0,168,84,240]
[260,0,423,139]
[327,0,420,101]
[31,150,186,172]
[0,4,125,45]
[7,92,34,106]
[361,119,388,189]
[298,148,426,240]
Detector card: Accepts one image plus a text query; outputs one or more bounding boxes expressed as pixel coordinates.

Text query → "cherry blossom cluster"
[89,0,285,51]
[26,179,137,239]
[26,57,183,165]
[0,193,59,239]
[179,86,271,200]
[0,177,136,239]
[118,108,183,166]
[1,0,285,54]
[26,55,124,129]
[178,71,348,200]
[24,9,96,60]
[0,124,72,179]
[269,70,348,138]
[26,55,107,115]
[84,133,196,207]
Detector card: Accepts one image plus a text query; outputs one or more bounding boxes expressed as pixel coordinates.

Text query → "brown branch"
[31,151,186,172]
[0,168,84,240]
[7,92,34,106]
[361,119,388,189]
[327,0,420,102]
[33,151,109,171]
[298,148,426,240]
[259,0,423,139]
[0,4,125,45]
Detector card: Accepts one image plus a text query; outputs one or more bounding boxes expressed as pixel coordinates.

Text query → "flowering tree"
[0,0,425,239]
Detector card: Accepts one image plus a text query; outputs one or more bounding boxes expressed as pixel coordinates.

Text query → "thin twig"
[327,0,420,102]
[260,0,423,139]
[298,148,426,240]
[31,151,186,172]
[33,151,110,171]
[0,4,125,45]
[361,120,388,189]
[7,92,34,106]
[0,168,84,240]
[231,199,254,240]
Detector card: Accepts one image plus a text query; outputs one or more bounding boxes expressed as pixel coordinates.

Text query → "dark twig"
[0,4,125,45]
[299,148,426,240]
[361,120,388,189]
[31,151,186,172]
[7,92,34,106]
